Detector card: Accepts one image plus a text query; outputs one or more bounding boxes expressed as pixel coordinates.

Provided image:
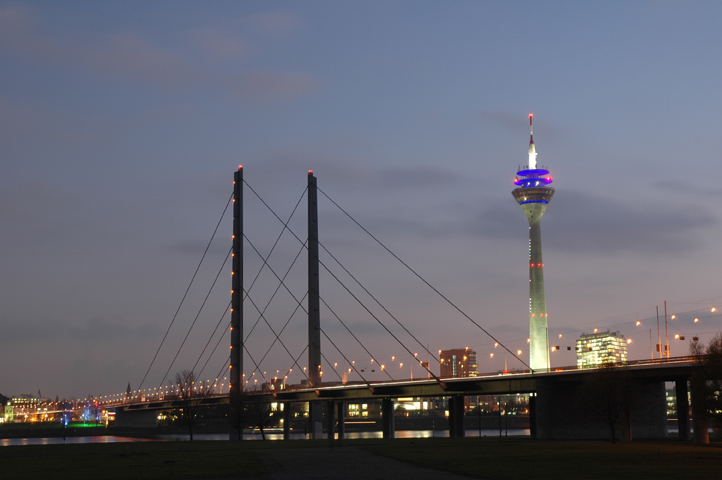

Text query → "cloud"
[80,33,195,86]
[468,189,715,254]
[653,179,722,197]
[186,28,250,61]
[251,155,467,191]
[225,70,320,101]
[0,6,317,101]
[246,10,301,35]
[0,316,160,344]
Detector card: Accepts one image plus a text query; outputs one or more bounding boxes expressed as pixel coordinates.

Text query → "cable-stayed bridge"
[101,168,708,441]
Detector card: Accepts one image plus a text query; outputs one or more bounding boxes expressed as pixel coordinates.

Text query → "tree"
[244,386,273,440]
[690,333,722,434]
[168,370,211,441]
[576,366,636,442]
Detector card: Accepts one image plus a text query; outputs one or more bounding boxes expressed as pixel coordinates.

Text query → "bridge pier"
[382,398,395,439]
[535,375,667,440]
[283,402,291,440]
[674,377,690,441]
[529,394,537,439]
[690,375,709,444]
[309,401,322,439]
[326,400,335,441]
[337,401,345,440]
[448,395,465,438]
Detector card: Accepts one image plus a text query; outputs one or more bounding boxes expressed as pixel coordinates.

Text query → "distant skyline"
[2,1,722,399]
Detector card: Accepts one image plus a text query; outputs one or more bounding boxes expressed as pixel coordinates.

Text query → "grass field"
[366,437,722,480]
[1,437,720,479]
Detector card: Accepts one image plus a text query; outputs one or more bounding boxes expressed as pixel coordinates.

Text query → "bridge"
[115,356,700,441]
[108,168,712,442]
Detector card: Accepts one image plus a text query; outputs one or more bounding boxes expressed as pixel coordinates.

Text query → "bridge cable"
[318,328,371,384]
[246,291,310,382]
[245,181,434,381]
[135,192,233,400]
[243,342,268,384]
[197,320,231,382]
[319,239,441,377]
[320,350,345,382]
[319,296,389,383]
[315,247,439,382]
[241,186,307,315]
[244,241,308,344]
[278,345,309,389]
[192,301,231,377]
[242,234,312,375]
[243,285,311,384]
[318,187,531,372]
[156,246,232,390]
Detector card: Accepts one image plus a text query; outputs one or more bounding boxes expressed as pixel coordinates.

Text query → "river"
[1,429,530,446]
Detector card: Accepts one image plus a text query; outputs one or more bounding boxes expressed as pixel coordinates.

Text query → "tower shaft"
[528,216,548,371]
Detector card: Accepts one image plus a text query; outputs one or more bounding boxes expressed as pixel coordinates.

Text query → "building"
[576,330,628,368]
[439,348,478,378]
[511,114,555,372]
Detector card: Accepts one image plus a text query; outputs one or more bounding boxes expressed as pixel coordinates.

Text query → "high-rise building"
[440,347,478,378]
[576,330,629,368]
[512,114,555,372]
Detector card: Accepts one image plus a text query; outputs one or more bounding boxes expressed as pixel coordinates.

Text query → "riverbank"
[1,436,721,480]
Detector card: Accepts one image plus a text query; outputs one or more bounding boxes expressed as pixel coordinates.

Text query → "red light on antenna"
[238,165,243,170]
[529,113,533,118]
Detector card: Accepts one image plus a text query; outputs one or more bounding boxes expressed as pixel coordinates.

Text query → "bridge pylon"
[229,166,243,440]
[307,170,323,438]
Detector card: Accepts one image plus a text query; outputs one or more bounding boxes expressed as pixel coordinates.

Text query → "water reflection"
[2,429,531,446]
[1,436,156,446]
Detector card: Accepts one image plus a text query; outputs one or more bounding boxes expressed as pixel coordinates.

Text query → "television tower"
[511,114,555,372]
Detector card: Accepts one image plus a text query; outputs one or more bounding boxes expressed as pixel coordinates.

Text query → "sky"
[2,1,722,401]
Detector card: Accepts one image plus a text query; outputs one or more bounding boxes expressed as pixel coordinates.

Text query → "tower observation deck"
[511,114,554,372]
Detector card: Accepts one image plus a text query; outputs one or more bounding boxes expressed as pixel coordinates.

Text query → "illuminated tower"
[511,114,554,372]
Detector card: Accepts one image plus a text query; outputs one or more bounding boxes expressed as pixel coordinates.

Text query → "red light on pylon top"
[529,113,533,118]
[238,165,242,170]
[309,169,313,174]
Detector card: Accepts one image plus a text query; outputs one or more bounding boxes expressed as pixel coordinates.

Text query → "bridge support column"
[690,376,709,444]
[326,400,335,441]
[529,393,537,439]
[675,378,690,441]
[283,402,291,440]
[449,395,465,438]
[309,401,322,439]
[382,398,395,439]
[337,401,345,440]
